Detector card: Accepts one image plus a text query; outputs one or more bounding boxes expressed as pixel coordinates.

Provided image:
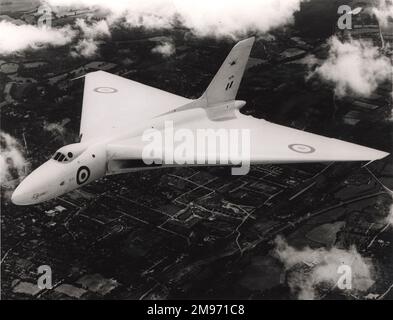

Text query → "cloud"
[43,119,79,143]
[295,53,320,67]
[43,121,66,136]
[72,38,99,57]
[46,0,307,38]
[273,236,375,299]
[75,18,110,38]
[1,0,308,55]
[314,36,391,98]
[0,20,75,55]
[71,18,110,57]
[0,15,110,57]
[0,132,29,186]
[152,40,175,57]
[43,120,72,144]
[373,0,393,27]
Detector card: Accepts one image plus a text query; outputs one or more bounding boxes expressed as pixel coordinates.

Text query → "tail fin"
[154,37,255,118]
[202,37,255,105]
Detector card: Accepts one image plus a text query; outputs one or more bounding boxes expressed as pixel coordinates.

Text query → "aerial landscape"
[0,0,392,300]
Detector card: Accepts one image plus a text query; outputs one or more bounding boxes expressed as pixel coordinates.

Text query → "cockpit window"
[52,143,87,163]
[52,152,69,162]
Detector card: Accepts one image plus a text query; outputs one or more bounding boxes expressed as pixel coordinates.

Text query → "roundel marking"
[77,166,90,185]
[288,144,316,154]
[93,87,118,93]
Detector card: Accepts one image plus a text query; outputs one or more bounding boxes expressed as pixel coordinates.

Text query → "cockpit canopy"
[52,143,88,163]
[52,151,72,162]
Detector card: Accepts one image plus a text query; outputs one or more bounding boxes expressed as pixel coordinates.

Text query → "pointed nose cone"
[11,173,44,205]
[11,183,26,205]
[11,178,37,205]
[11,160,62,205]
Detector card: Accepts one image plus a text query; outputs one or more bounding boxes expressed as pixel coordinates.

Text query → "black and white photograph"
[0,0,392,305]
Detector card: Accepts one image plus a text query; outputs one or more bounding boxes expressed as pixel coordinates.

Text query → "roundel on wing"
[93,87,118,93]
[288,144,316,154]
[77,166,90,185]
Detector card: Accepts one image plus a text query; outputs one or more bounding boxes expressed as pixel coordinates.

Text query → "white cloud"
[43,121,66,136]
[0,20,75,55]
[1,0,308,55]
[294,54,320,67]
[152,40,175,57]
[0,132,29,185]
[72,19,110,57]
[46,0,307,38]
[373,0,393,27]
[314,36,391,98]
[273,236,375,300]
[75,18,110,38]
[72,38,98,57]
